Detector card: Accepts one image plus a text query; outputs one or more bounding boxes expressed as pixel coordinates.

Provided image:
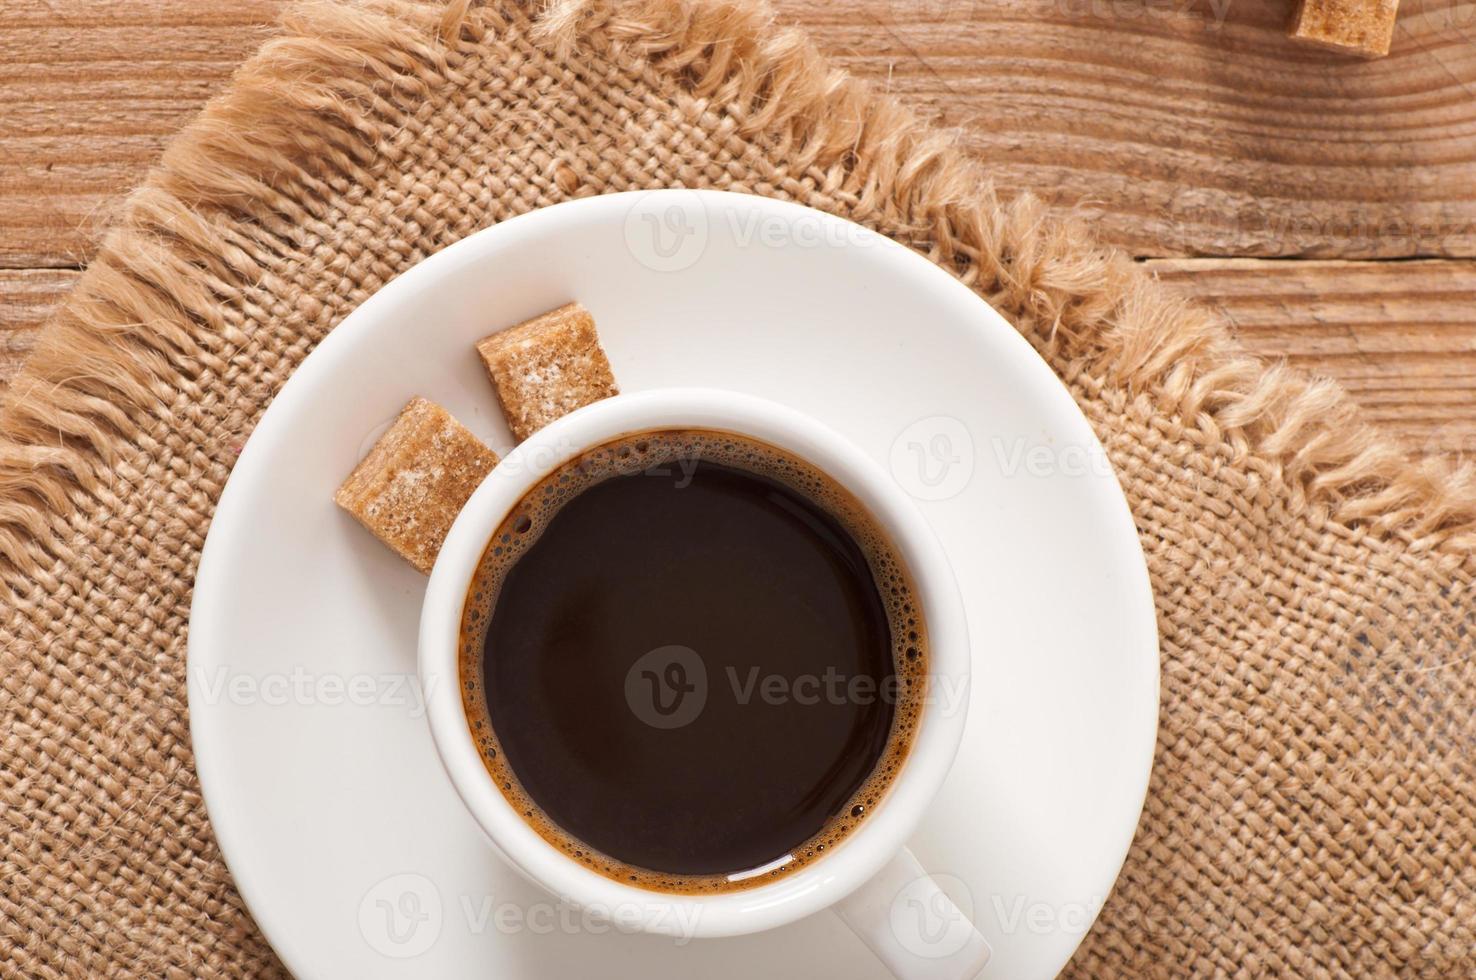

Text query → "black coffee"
[459,430,926,893]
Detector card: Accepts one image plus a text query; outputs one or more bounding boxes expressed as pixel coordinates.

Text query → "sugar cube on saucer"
[476,303,619,442]
[334,397,499,573]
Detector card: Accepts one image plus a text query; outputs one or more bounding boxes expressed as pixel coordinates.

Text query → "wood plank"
[1148,258,1476,456]
[778,0,1476,258]
[2,0,1474,464]
[0,0,282,268]
[0,269,75,386]
[1,0,1475,262]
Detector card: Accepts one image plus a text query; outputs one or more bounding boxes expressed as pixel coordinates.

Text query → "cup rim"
[419,387,971,938]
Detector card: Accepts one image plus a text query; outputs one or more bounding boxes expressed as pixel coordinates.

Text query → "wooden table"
[5,0,1474,456]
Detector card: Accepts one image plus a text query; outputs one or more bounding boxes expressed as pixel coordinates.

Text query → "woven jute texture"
[2,0,1473,976]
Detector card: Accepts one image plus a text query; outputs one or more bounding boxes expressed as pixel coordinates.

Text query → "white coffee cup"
[420,388,990,979]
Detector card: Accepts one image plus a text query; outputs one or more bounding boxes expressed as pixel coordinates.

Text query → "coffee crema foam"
[458,428,929,894]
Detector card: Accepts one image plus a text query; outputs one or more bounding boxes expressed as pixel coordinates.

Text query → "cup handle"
[832,847,991,980]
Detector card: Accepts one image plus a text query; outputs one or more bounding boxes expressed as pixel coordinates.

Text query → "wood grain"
[0,270,74,387]
[4,0,1476,262]
[1148,258,1476,454]
[2,0,1474,463]
[785,0,1476,258]
[0,0,281,268]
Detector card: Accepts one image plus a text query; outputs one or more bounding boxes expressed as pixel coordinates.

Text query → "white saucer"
[189,190,1158,979]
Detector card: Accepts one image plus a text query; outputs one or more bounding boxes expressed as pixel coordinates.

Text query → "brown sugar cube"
[476,303,619,442]
[335,397,499,573]
[1289,0,1398,57]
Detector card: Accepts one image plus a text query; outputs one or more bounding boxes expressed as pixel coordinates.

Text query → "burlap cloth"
[2,0,1473,975]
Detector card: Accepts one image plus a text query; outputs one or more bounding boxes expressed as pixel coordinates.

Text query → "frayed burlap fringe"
[1,0,1472,976]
